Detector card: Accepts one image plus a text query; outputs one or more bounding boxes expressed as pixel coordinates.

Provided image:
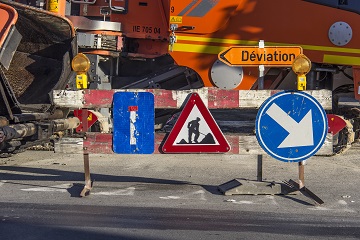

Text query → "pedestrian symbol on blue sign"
[255,91,328,162]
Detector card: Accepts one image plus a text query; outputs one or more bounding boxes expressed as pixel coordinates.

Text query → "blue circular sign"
[255,91,328,162]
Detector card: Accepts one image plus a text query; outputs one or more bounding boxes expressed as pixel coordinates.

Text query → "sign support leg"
[285,161,324,205]
[80,108,92,197]
[257,155,263,181]
[298,161,305,188]
[80,152,92,197]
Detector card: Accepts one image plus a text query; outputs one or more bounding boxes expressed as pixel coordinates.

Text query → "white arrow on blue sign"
[255,91,328,162]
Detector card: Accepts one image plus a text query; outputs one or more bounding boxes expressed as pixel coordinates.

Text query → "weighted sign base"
[218,178,324,205]
[218,178,295,196]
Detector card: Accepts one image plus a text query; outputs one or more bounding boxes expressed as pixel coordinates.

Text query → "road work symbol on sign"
[255,91,327,162]
[113,92,154,154]
[162,93,230,153]
[186,117,216,144]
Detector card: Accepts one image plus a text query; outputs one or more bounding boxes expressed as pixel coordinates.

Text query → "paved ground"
[0,141,359,214]
[0,142,359,239]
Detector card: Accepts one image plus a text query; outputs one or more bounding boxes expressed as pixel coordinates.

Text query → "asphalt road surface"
[0,143,359,239]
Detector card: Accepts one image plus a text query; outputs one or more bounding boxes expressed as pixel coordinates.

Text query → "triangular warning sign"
[162,93,230,153]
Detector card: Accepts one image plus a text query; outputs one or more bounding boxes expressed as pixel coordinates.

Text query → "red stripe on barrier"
[83,132,241,154]
[82,89,243,109]
[84,133,113,154]
[84,90,116,108]
[152,89,177,108]
[207,89,240,109]
[83,89,179,109]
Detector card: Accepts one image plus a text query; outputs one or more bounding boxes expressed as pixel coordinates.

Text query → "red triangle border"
[162,93,230,153]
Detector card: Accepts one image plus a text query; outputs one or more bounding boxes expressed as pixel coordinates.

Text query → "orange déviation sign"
[218,46,303,67]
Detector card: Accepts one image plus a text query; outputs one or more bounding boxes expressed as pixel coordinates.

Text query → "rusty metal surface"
[1,123,36,141]
[13,109,64,122]
[52,117,80,132]
[0,117,79,143]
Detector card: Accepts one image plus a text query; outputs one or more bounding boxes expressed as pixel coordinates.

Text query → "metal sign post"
[257,40,265,181]
[298,161,305,189]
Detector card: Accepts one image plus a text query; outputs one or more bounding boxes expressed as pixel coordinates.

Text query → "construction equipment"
[0,0,359,156]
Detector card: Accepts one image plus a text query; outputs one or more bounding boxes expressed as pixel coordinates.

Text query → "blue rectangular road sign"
[113,92,154,154]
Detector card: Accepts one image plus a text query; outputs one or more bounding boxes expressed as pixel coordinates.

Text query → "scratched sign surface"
[255,91,327,162]
[113,92,154,154]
